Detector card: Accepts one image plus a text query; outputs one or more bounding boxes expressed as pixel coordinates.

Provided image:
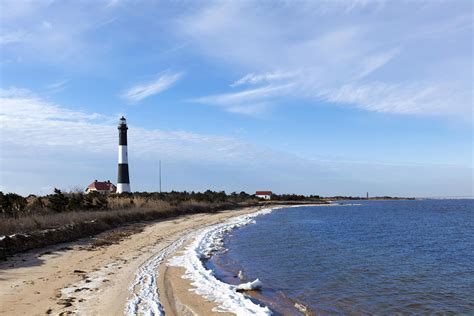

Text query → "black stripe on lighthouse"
[117,164,130,183]
[119,128,128,145]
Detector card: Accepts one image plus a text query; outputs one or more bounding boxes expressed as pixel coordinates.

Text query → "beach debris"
[294,302,309,314]
[235,278,263,292]
[57,297,75,307]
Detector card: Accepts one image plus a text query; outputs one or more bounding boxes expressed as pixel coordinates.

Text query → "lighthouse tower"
[117,116,131,193]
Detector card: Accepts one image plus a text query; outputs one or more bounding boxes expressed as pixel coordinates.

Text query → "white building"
[86,180,117,194]
[256,191,272,200]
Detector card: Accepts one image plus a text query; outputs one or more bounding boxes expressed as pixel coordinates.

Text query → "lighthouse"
[117,116,131,193]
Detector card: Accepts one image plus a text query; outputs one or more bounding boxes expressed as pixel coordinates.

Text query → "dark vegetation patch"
[88,225,144,249]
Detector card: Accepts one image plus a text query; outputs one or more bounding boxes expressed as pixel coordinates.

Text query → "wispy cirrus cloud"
[0,1,122,67]
[0,31,26,45]
[105,0,120,9]
[121,72,183,103]
[230,71,298,87]
[192,84,294,114]
[46,79,70,93]
[180,1,472,119]
[355,48,400,79]
[319,81,471,117]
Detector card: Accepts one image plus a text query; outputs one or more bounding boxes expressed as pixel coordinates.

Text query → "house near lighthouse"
[86,180,116,194]
[256,191,272,200]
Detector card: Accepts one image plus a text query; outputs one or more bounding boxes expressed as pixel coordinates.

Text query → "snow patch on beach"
[168,207,277,315]
[125,234,194,316]
[0,233,21,241]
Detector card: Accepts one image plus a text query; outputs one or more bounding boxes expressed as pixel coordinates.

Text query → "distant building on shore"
[86,180,117,194]
[256,191,272,200]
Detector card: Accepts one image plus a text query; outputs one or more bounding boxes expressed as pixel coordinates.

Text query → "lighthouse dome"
[118,116,128,128]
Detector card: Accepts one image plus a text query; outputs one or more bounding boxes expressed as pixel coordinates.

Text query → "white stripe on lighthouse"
[118,145,128,164]
[117,183,130,193]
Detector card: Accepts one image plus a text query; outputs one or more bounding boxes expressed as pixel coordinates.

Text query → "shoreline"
[159,207,276,315]
[0,205,266,315]
[158,204,329,316]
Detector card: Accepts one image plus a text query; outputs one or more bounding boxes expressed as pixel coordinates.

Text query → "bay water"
[206,200,474,314]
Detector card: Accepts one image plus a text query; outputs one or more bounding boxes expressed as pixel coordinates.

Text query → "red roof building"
[86,180,117,194]
[256,191,272,200]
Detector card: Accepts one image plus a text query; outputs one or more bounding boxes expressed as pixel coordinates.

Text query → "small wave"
[168,207,277,315]
[328,202,363,206]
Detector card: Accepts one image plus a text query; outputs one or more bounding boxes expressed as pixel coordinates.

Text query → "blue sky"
[0,0,472,197]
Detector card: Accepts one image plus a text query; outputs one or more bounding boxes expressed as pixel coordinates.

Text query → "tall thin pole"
[159,160,162,193]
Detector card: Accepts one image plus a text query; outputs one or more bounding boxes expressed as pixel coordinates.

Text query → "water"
[207,200,474,314]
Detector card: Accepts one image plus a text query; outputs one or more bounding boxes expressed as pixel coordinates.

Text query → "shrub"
[67,193,85,211]
[48,188,69,213]
[0,192,28,218]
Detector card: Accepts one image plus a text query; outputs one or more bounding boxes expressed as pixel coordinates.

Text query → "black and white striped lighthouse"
[117,116,131,193]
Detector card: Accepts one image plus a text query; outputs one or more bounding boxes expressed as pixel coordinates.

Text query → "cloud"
[0,87,102,122]
[0,0,54,20]
[0,31,26,45]
[0,87,33,98]
[41,20,53,30]
[191,84,294,114]
[46,79,70,93]
[355,48,400,79]
[2,1,470,118]
[319,81,472,117]
[121,72,183,103]
[0,87,276,162]
[1,88,471,196]
[178,2,472,119]
[0,1,122,67]
[105,0,120,9]
[231,71,298,87]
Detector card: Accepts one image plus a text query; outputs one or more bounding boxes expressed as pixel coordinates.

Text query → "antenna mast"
[159,160,162,193]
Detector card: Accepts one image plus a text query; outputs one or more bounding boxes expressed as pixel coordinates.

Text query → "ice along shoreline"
[165,204,334,315]
[126,204,333,315]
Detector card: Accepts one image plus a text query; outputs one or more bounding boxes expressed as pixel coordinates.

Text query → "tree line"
[0,189,325,218]
[0,189,110,218]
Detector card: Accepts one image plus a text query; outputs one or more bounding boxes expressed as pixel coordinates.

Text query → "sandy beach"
[0,206,264,316]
